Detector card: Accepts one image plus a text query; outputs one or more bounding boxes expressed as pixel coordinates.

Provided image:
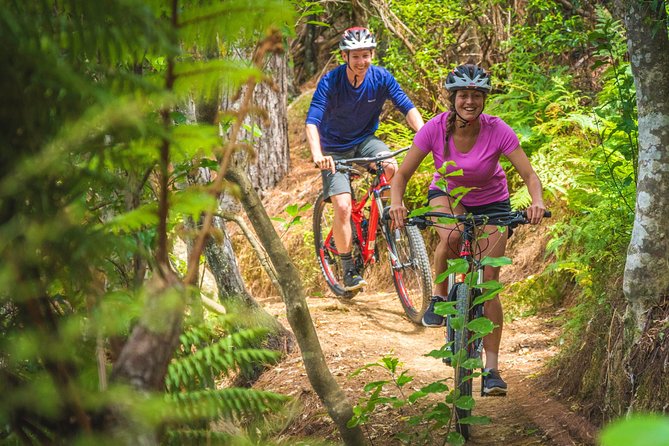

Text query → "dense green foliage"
[0,0,296,444]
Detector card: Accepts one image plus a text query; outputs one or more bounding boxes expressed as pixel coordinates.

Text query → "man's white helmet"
[339,27,377,51]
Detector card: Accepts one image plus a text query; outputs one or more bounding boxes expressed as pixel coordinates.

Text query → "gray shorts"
[321,135,389,201]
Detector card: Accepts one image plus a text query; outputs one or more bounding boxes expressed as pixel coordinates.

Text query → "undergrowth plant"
[163,314,290,444]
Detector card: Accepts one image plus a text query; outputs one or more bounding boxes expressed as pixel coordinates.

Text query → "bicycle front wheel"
[453,283,474,440]
[384,223,432,324]
[313,192,361,299]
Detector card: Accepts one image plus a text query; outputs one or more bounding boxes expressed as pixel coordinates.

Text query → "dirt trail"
[255,287,597,445]
[246,95,598,444]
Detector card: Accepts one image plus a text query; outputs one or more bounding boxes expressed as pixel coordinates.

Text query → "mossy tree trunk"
[619,0,669,329]
[614,0,669,413]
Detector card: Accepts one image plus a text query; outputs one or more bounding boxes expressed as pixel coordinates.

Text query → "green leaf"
[473,287,503,306]
[447,431,465,446]
[408,205,437,217]
[363,380,388,392]
[420,381,449,394]
[408,390,427,403]
[286,204,299,217]
[171,124,221,162]
[450,316,465,331]
[170,189,217,219]
[458,415,491,425]
[396,371,413,387]
[480,256,513,267]
[467,317,495,335]
[455,395,475,410]
[435,258,469,283]
[381,356,400,373]
[433,301,458,316]
[105,203,158,233]
[600,415,669,446]
[450,186,474,197]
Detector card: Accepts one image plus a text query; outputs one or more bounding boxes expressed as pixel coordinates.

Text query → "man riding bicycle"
[306,26,424,291]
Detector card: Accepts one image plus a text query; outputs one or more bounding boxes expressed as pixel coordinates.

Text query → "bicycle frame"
[314,146,432,322]
[447,219,485,294]
[322,154,396,266]
[349,166,391,265]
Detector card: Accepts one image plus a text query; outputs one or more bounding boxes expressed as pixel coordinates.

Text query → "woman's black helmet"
[445,64,491,93]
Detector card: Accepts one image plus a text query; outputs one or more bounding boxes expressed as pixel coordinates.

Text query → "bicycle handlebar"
[330,146,410,173]
[405,210,551,229]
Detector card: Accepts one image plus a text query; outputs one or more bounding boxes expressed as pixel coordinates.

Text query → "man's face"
[342,49,373,75]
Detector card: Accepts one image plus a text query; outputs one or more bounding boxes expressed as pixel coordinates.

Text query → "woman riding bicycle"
[388,64,546,395]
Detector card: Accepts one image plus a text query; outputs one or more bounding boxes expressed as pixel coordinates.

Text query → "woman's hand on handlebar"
[389,203,407,230]
[525,201,546,225]
[313,154,335,173]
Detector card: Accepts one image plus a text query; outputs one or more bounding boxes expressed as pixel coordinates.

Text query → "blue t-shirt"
[305,64,415,152]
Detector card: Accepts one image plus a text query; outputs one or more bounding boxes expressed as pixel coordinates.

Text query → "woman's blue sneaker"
[422,296,446,327]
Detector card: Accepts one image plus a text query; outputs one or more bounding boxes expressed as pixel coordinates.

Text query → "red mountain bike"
[313,147,432,324]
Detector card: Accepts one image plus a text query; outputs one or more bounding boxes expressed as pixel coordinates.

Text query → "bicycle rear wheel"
[453,283,473,440]
[384,223,432,324]
[313,192,362,299]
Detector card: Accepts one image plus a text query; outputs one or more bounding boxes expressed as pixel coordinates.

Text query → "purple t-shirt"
[413,112,519,206]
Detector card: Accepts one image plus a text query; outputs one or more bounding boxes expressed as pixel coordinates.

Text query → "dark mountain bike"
[407,209,551,439]
[313,148,432,324]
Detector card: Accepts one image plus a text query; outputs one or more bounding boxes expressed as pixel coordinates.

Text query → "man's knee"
[330,193,352,217]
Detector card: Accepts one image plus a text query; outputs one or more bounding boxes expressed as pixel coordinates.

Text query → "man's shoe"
[343,270,367,291]
[482,368,507,396]
[422,296,446,327]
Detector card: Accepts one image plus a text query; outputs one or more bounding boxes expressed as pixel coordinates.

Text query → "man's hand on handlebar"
[313,154,335,173]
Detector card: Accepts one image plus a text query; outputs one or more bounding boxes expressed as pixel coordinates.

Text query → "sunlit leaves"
[171,124,221,162]
[173,59,264,102]
[178,0,296,52]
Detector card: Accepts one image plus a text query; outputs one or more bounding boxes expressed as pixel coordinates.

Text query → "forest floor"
[237,92,600,445]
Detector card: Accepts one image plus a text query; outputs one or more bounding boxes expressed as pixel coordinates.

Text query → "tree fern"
[166,388,289,422]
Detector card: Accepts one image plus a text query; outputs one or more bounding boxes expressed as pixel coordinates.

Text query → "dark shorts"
[321,135,389,201]
[427,189,515,237]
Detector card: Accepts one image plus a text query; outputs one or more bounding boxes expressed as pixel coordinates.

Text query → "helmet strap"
[343,53,361,88]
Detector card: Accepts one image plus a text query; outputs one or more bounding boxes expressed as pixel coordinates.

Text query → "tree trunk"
[226,166,367,446]
[204,216,295,355]
[620,0,669,328]
[223,51,290,193]
[108,268,185,444]
[599,0,669,417]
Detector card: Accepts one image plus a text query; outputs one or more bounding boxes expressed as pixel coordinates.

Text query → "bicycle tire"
[384,223,432,324]
[453,283,473,440]
[313,192,363,299]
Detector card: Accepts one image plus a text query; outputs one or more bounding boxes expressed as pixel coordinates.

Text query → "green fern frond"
[173,59,264,102]
[167,345,279,391]
[166,388,290,422]
[168,323,279,392]
[509,186,532,211]
[165,429,235,445]
[178,0,296,50]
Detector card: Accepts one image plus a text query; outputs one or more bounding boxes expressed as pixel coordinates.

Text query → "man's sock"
[340,252,354,274]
